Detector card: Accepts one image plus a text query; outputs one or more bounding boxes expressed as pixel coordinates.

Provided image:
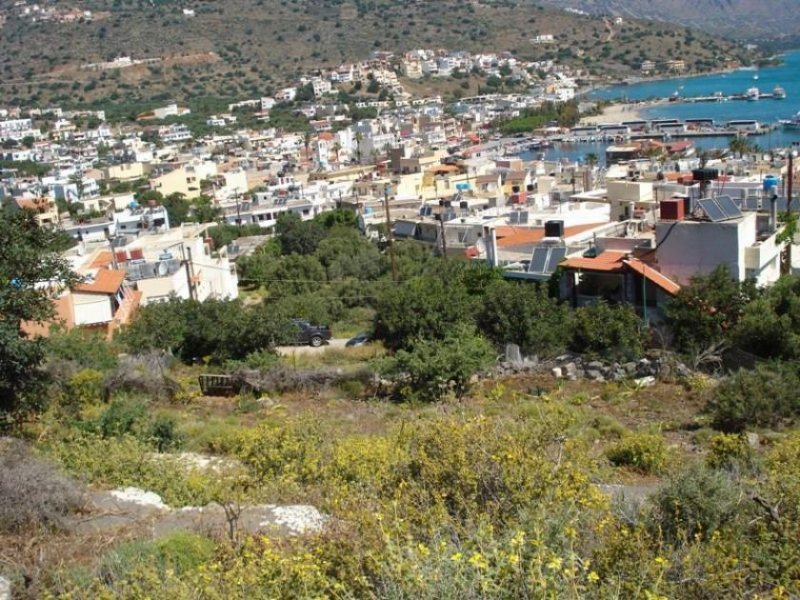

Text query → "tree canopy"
[0,208,77,424]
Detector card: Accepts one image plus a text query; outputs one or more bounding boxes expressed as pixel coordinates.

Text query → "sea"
[521,50,800,165]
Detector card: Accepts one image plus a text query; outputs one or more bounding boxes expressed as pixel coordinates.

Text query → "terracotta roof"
[624,259,681,295]
[89,250,114,269]
[495,222,605,249]
[476,174,500,185]
[561,250,628,272]
[15,197,52,211]
[427,164,460,174]
[74,269,125,295]
[318,132,334,141]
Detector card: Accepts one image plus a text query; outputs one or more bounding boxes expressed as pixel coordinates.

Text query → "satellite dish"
[156,261,168,277]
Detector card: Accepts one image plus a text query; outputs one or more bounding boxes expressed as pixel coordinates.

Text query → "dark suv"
[291,319,332,347]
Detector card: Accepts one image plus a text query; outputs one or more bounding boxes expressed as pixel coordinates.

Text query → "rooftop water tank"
[763,175,780,192]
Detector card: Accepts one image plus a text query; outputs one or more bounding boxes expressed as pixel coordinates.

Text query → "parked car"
[345,332,371,347]
[291,319,332,347]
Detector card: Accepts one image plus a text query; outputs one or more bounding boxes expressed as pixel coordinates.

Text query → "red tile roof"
[74,269,125,295]
[495,223,605,249]
[561,250,627,272]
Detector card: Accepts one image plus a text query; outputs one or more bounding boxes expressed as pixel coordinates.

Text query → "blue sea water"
[525,51,800,163]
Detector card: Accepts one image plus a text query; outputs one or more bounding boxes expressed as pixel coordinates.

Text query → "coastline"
[579,99,671,125]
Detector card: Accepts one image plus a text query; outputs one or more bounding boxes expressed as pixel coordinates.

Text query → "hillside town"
[1,42,797,336]
[7,0,800,595]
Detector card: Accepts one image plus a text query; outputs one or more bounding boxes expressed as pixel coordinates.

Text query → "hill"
[0,0,759,110]
[531,0,800,42]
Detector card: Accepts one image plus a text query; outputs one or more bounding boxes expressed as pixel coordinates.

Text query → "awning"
[624,259,681,296]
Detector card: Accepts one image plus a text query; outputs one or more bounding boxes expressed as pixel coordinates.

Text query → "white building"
[312,78,333,97]
[0,118,39,141]
[158,124,192,143]
[122,224,238,305]
[655,200,783,287]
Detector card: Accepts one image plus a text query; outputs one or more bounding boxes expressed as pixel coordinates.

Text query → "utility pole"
[234,189,242,234]
[383,184,397,281]
[783,152,795,275]
[438,199,448,260]
[186,245,197,301]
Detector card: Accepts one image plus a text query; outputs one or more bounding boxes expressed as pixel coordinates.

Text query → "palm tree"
[332,141,342,165]
[68,171,85,203]
[303,131,312,165]
[585,153,598,168]
[729,135,751,159]
[354,132,363,164]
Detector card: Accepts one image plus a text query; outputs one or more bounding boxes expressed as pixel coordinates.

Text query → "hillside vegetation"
[533,0,800,42]
[0,0,757,108]
[5,206,800,596]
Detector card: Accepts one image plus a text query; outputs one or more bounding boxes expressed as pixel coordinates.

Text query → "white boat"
[780,112,800,129]
[774,85,787,99]
[745,86,760,101]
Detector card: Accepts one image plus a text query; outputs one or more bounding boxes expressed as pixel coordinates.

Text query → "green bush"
[379,324,495,402]
[706,432,754,470]
[146,414,183,452]
[97,398,148,438]
[707,363,800,432]
[477,280,573,357]
[570,301,647,360]
[606,432,667,474]
[100,531,215,584]
[650,462,740,544]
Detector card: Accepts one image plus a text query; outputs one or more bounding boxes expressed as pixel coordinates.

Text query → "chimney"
[659,198,685,221]
[771,193,778,233]
[483,225,498,267]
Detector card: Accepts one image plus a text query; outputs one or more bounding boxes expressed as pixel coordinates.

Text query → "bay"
[522,51,800,164]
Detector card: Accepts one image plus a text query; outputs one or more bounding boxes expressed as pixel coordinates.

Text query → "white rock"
[0,576,10,600]
[264,505,327,534]
[109,487,170,510]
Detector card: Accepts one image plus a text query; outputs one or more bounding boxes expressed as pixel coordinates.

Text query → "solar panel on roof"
[743,197,760,211]
[528,246,550,273]
[698,198,727,222]
[518,211,529,225]
[529,247,549,273]
[717,196,742,219]
[509,212,520,225]
[546,247,567,273]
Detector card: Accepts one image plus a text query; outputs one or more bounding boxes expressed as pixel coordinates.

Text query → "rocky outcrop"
[497,346,693,383]
[71,488,327,539]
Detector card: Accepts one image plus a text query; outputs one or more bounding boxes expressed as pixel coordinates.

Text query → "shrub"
[606,432,667,474]
[650,462,740,544]
[707,363,800,432]
[97,398,148,438]
[146,414,183,452]
[46,433,238,507]
[0,440,83,532]
[664,266,755,355]
[570,301,647,360]
[100,532,215,585]
[379,324,495,402]
[706,432,754,471]
[477,280,573,357]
